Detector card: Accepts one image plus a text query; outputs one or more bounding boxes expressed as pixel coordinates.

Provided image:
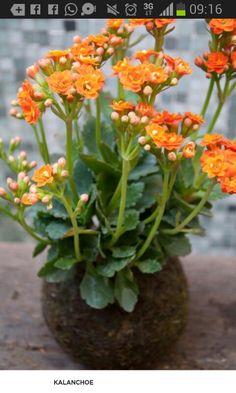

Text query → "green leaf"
[161,235,192,257]
[73,159,93,194]
[112,246,136,259]
[97,257,131,278]
[126,182,144,207]
[54,257,77,270]
[176,159,195,190]
[135,174,162,213]
[38,261,72,283]
[135,259,162,274]
[99,142,120,166]
[123,210,139,231]
[114,268,139,312]
[129,153,158,181]
[80,272,114,309]
[33,242,47,258]
[79,153,120,177]
[47,244,59,262]
[49,200,68,220]
[45,221,71,240]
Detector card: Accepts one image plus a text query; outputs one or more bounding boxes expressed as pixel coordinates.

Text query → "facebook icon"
[30,4,41,15]
[48,4,59,15]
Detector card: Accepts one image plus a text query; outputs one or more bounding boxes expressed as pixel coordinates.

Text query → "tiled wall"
[0,19,235,254]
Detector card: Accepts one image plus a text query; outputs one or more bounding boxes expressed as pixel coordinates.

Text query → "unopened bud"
[143,86,153,96]
[42,195,50,204]
[111,111,119,121]
[121,115,129,123]
[168,152,177,161]
[9,108,18,117]
[58,157,66,168]
[44,99,53,108]
[170,78,178,86]
[52,163,58,174]
[184,118,193,128]
[61,170,69,177]
[80,193,89,203]
[30,161,37,168]
[19,151,27,159]
[144,144,151,151]
[9,181,18,192]
[138,136,147,145]
[141,116,149,124]
[59,56,67,65]
[96,47,104,56]
[34,91,45,100]
[30,184,38,193]
[23,176,30,184]
[14,197,21,205]
[26,64,39,79]
[73,35,81,44]
[0,187,6,197]
[18,172,26,181]
[8,155,15,163]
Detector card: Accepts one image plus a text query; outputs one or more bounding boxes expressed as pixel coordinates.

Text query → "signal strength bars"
[160,2,173,16]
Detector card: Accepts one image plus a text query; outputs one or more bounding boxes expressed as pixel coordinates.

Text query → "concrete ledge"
[0,242,235,370]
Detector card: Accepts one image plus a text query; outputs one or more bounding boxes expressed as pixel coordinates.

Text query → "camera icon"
[125,3,137,16]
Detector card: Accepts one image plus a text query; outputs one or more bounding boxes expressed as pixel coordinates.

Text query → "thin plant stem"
[96,97,101,151]
[110,158,129,246]
[61,196,81,261]
[162,182,215,235]
[18,209,49,243]
[135,170,170,261]
[65,119,78,203]
[38,118,50,164]
[207,77,230,133]
[107,179,122,215]
[201,78,215,117]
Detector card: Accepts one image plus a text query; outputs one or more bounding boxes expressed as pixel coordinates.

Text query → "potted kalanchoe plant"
[1,18,236,369]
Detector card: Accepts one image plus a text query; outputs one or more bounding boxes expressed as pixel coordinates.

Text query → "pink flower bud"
[107,48,115,56]
[58,157,66,168]
[18,172,26,181]
[23,176,30,184]
[143,86,153,96]
[144,144,151,151]
[0,187,6,197]
[192,124,199,131]
[80,194,89,203]
[9,181,18,192]
[73,35,81,43]
[19,151,27,159]
[30,161,37,168]
[130,116,140,125]
[170,78,178,86]
[30,184,37,193]
[52,163,58,175]
[44,99,53,108]
[184,118,193,128]
[117,28,123,35]
[146,22,154,31]
[26,64,40,79]
[138,136,147,145]
[96,47,104,56]
[9,108,17,117]
[59,56,67,65]
[111,111,119,121]
[128,111,136,119]
[14,197,21,205]
[121,115,129,123]
[61,170,69,178]
[42,195,50,204]
[194,56,204,67]
[34,91,45,100]
[168,152,177,161]
[141,116,149,124]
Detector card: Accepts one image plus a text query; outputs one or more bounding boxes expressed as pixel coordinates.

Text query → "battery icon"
[176,2,186,16]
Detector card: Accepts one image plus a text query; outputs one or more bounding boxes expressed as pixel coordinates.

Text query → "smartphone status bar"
[2,1,234,19]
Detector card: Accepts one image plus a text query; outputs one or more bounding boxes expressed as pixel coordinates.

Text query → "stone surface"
[0,242,235,370]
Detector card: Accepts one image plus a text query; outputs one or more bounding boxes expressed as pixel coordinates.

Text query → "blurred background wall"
[0,18,235,254]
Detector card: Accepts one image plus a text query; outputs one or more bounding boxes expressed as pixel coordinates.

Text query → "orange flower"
[111,100,134,112]
[119,65,147,93]
[112,58,130,74]
[129,19,152,27]
[146,123,184,150]
[17,80,41,124]
[222,138,236,152]
[154,19,175,28]
[152,111,183,125]
[70,42,96,65]
[205,52,228,74]
[47,70,74,96]
[220,176,236,194]
[201,133,224,149]
[201,150,229,178]
[143,64,168,84]
[134,50,159,63]
[87,34,109,47]
[21,193,39,206]
[75,65,105,99]
[182,142,196,159]
[32,165,54,187]
[46,49,70,61]
[209,19,236,35]
[174,58,192,75]
[231,52,236,69]
[184,112,205,125]
[107,19,123,29]
[135,103,157,118]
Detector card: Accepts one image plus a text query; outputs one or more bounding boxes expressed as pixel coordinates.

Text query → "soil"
[42,257,189,370]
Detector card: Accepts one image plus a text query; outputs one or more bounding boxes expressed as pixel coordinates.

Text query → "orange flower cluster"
[74,65,105,99]
[209,19,236,35]
[201,134,236,194]
[110,101,156,127]
[47,70,74,96]
[146,122,184,151]
[129,19,175,31]
[17,80,41,124]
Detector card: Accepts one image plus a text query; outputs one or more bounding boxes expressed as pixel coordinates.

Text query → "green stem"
[38,118,50,164]
[61,196,81,261]
[136,170,170,261]
[163,182,215,235]
[96,97,101,151]
[110,158,129,246]
[207,77,230,133]
[65,119,78,203]
[18,210,49,243]
[107,179,122,215]
[201,78,215,117]
[118,80,125,100]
